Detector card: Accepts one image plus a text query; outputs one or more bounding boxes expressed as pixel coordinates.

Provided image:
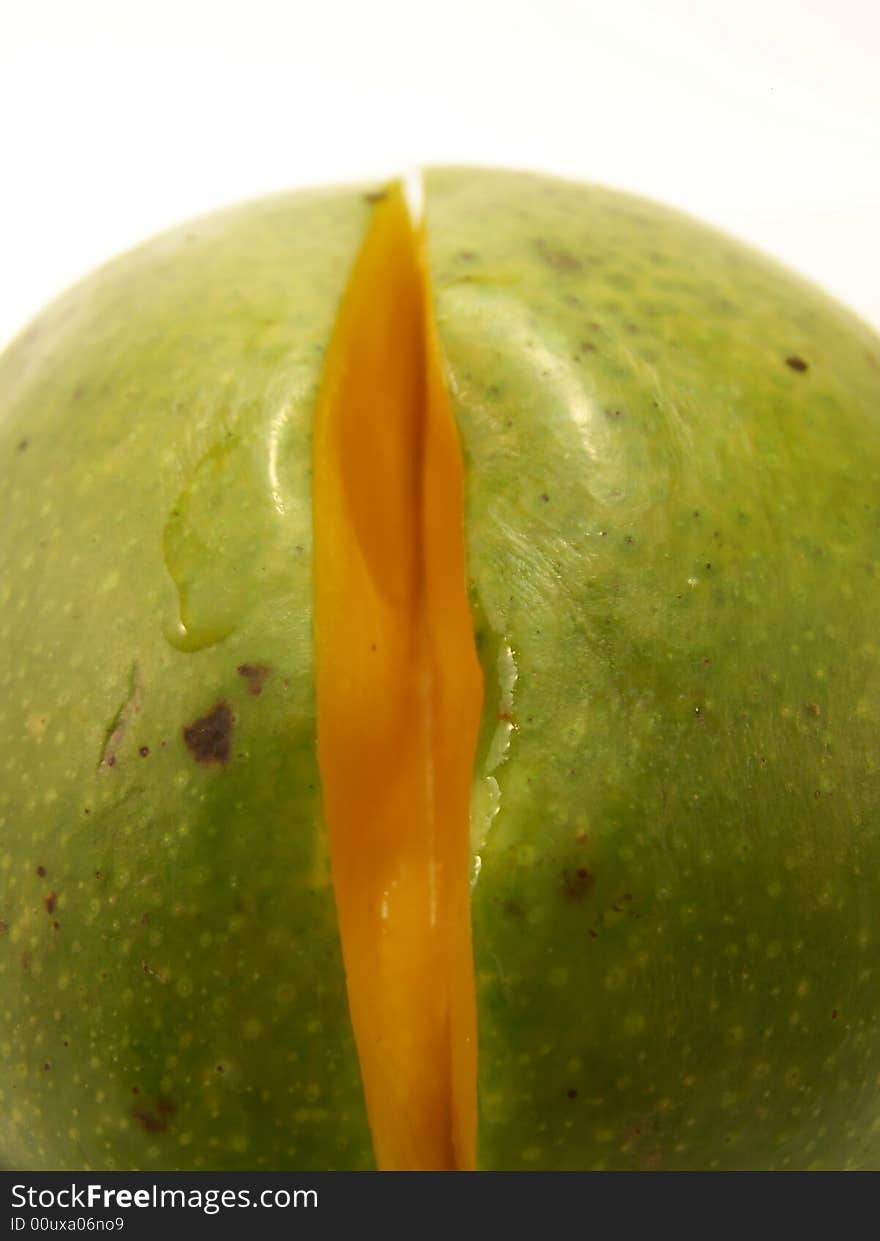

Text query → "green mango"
[2,168,879,1171]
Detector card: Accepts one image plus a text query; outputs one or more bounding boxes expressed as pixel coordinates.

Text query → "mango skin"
[0,188,374,1169]
[425,168,880,1169]
[1,169,879,1170]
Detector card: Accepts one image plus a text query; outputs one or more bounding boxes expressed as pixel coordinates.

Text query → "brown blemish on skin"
[139,745,150,757]
[0,919,8,934]
[363,189,388,205]
[533,238,582,273]
[567,1089,578,1099]
[99,665,142,770]
[131,1098,176,1135]
[16,438,29,452]
[36,865,46,877]
[785,355,809,373]
[183,701,234,765]
[562,867,595,902]
[45,891,57,915]
[806,703,821,718]
[237,663,271,696]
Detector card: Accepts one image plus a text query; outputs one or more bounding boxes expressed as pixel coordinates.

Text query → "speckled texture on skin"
[424,167,880,1170]
[2,169,880,1173]
[0,188,374,1170]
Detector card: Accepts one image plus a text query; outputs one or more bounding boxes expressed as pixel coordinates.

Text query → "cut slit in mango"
[312,183,484,1171]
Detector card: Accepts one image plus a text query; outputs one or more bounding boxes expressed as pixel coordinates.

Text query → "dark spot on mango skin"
[44,891,57,915]
[562,867,595,902]
[786,355,809,372]
[533,238,582,273]
[363,189,388,205]
[183,701,234,765]
[16,438,29,452]
[36,865,46,877]
[139,745,150,757]
[131,1097,177,1135]
[237,663,271,696]
[0,919,8,934]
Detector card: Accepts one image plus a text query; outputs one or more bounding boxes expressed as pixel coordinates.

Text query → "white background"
[1,0,878,350]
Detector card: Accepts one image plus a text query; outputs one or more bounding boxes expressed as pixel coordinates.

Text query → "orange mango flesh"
[312,183,483,1170]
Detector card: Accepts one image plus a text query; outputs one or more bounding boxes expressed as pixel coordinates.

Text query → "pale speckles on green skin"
[0,189,375,1169]
[425,167,880,1169]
